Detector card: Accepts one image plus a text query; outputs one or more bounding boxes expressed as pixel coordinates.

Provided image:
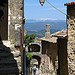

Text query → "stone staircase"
[0,43,21,75]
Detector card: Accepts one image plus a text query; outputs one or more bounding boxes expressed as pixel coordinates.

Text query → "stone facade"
[65,3,75,75]
[41,40,58,75]
[40,24,67,75]
[0,0,24,74]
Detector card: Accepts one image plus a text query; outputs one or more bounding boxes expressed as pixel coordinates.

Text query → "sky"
[24,0,75,20]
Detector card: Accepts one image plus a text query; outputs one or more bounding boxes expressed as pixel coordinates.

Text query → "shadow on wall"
[0,36,19,74]
[47,43,58,70]
[42,41,58,71]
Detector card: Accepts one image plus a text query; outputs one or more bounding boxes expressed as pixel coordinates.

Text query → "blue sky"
[24,0,75,20]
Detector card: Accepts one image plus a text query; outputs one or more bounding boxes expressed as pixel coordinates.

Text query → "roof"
[40,37,57,43]
[40,29,67,43]
[64,2,75,6]
[51,29,67,38]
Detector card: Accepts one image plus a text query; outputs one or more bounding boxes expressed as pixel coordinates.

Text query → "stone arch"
[28,44,40,52]
[30,55,41,68]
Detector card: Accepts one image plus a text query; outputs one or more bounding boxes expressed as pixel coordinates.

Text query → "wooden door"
[0,0,8,40]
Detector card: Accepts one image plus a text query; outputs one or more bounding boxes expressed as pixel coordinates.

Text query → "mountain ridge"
[24,19,66,31]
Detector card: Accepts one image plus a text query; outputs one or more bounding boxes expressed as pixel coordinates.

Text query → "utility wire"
[46,0,69,17]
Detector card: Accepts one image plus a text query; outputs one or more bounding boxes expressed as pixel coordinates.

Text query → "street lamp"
[39,0,45,6]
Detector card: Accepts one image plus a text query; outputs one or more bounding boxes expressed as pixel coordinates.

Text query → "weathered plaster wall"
[41,40,58,75]
[67,5,75,75]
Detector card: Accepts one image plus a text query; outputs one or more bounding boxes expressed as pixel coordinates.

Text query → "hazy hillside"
[27,29,60,38]
[24,19,67,31]
[24,19,67,38]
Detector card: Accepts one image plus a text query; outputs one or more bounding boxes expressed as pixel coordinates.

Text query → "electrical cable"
[46,0,69,17]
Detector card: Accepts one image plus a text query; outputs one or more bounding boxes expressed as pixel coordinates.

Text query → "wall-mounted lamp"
[39,0,45,6]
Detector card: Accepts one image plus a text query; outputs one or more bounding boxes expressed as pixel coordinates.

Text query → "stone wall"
[67,5,75,75]
[9,0,24,45]
[8,0,24,74]
[41,40,58,75]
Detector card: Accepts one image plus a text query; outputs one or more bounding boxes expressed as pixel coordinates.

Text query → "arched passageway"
[28,44,40,52]
[30,55,41,68]
[29,55,41,75]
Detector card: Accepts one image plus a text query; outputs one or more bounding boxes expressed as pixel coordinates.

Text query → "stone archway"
[30,55,41,75]
[32,55,41,68]
[28,44,40,52]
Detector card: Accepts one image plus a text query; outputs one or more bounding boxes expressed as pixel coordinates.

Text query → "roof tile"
[64,2,75,6]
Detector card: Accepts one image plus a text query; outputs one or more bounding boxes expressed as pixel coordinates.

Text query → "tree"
[24,34,36,47]
[24,34,36,67]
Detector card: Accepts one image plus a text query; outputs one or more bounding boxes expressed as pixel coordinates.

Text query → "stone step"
[0,51,20,57]
[0,52,13,57]
[0,67,19,74]
[0,47,10,52]
[0,64,18,68]
[0,60,17,66]
[0,57,21,66]
[0,44,16,52]
[0,52,14,60]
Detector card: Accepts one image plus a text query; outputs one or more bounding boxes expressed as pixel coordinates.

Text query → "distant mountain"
[25,19,67,31]
[24,19,67,38]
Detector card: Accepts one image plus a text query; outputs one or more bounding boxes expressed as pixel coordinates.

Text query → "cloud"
[34,18,66,21]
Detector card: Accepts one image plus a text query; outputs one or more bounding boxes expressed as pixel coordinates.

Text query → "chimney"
[45,24,50,39]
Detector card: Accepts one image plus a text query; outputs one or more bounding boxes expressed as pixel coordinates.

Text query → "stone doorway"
[0,0,8,40]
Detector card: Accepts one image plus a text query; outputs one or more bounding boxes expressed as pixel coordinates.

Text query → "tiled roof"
[40,29,67,43]
[64,2,75,6]
[40,37,57,43]
[51,29,67,38]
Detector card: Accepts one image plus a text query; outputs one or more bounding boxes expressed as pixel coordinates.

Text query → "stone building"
[64,2,75,75]
[0,0,24,74]
[40,1,75,75]
[40,24,67,75]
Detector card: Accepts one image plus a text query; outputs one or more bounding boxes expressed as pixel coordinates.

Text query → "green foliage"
[26,52,32,60]
[24,34,36,47]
